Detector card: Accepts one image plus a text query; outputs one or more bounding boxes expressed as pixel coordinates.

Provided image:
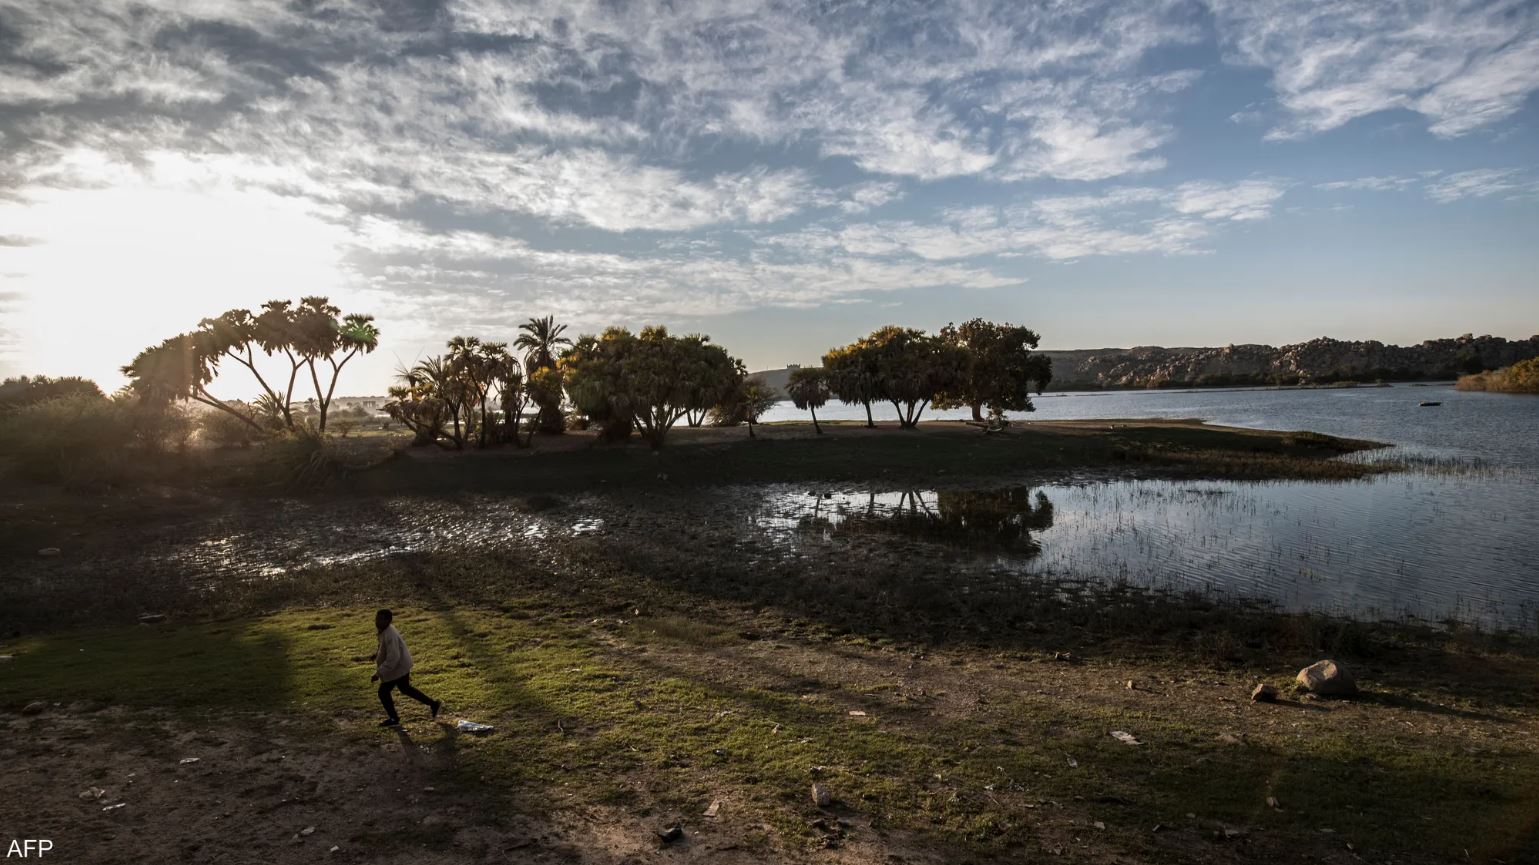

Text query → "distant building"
[331,396,389,415]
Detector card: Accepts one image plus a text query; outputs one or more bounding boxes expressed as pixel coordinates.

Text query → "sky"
[1,0,1537,395]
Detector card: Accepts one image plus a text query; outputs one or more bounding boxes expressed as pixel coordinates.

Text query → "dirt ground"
[2,705,908,865]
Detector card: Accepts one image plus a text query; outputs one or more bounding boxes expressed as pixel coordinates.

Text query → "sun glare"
[0,151,356,392]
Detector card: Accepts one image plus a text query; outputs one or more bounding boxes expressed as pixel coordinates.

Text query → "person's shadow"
[391,726,421,765]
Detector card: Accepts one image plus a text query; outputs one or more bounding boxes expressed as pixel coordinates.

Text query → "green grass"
[5,598,1537,862]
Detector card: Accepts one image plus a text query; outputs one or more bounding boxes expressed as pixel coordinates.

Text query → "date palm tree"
[515,316,571,433]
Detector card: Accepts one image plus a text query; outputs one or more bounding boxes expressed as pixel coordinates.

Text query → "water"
[761,384,1539,629]
[34,383,1536,631]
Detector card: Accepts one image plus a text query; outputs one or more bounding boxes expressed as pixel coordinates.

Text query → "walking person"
[371,609,441,727]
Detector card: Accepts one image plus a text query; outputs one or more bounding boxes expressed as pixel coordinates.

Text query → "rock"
[300,826,315,836]
[78,787,106,801]
[811,783,833,808]
[657,826,683,844]
[1109,731,1141,746]
[21,700,47,715]
[38,547,61,557]
[1250,684,1278,703]
[138,613,166,625]
[1295,660,1358,697]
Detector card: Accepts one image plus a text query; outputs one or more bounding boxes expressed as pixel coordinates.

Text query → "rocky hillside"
[1042,334,1539,390]
[752,334,1539,394]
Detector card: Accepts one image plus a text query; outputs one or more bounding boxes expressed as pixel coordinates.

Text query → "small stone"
[657,826,683,844]
[300,826,315,836]
[1250,684,1279,703]
[811,783,833,808]
[138,613,166,625]
[329,846,340,854]
[38,547,61,557]
[1296,659,1358,697]
[21,700,46,715]
[78,787,106,801]
[1125,680,1136,690]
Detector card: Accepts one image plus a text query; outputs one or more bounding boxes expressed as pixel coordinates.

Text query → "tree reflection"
[804,487,1054,554]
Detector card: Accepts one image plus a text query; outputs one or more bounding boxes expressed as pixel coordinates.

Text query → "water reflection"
[790,487,1054,554]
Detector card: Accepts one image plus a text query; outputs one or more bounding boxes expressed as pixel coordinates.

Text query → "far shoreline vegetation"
[1456,357,1539,394]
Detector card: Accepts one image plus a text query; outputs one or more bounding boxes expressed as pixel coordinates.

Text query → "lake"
[760,383,1539,629]
[33,383,1537,633]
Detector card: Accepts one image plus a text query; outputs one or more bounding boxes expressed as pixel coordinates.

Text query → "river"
[758,383,1539,629]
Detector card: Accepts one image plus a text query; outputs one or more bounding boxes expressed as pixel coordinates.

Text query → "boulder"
[1295,660,1357,697]
[1250,684,1278,703]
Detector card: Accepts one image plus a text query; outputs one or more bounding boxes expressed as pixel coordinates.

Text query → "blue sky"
[1,0,1536,392]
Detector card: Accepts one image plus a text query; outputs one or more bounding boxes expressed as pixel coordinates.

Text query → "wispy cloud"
[1314,168,1534,202]
[770,180,1288,263]
[1424,168,1530,203]
[1209,0,1539,139]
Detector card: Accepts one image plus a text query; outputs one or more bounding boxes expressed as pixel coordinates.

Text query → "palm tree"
[515,316,571,433]
[787,367,831,434]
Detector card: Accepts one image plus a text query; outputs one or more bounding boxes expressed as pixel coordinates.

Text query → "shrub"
[1456,357,1539,393]
[197,404,266,449]
[0,395,191,485]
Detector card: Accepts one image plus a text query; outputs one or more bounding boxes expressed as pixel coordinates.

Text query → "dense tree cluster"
[561,326,745,448]
[817,320,1051,429]
[108,306,1048,453]
[0,375,105,412]
[122,297,378,434]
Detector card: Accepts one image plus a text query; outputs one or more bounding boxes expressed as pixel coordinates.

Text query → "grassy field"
[4,573,1538,863]
[5,420,1536,862]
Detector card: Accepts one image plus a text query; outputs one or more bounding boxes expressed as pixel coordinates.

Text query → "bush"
[0,395,192,485]
[197,405,266,449]
[1456,357,1539,393]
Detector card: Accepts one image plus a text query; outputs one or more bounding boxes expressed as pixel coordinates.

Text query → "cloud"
[773,179,1288,262]
[1209,0,1539,139]
[1314,169,1533,203]
[1424,168,1529,203]
[1315,175,1425,192]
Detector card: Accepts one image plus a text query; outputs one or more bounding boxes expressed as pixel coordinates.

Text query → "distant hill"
[750,334,1539,395]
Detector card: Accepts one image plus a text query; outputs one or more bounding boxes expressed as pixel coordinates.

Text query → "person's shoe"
[430,700,442,720]
[379,718,400,728]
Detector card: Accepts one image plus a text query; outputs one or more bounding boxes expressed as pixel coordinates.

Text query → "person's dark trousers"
[378,673,434,720]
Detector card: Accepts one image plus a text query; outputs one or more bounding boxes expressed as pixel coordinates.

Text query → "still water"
[761,384,1539,629]
[52,383,1536,631]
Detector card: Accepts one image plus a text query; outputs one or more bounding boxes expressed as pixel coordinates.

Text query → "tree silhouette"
[934,318,1052,421]
[786,367,830,434]
[515,316,572,434]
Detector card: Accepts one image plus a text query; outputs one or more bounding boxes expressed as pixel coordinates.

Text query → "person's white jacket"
[375,625,414,682]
